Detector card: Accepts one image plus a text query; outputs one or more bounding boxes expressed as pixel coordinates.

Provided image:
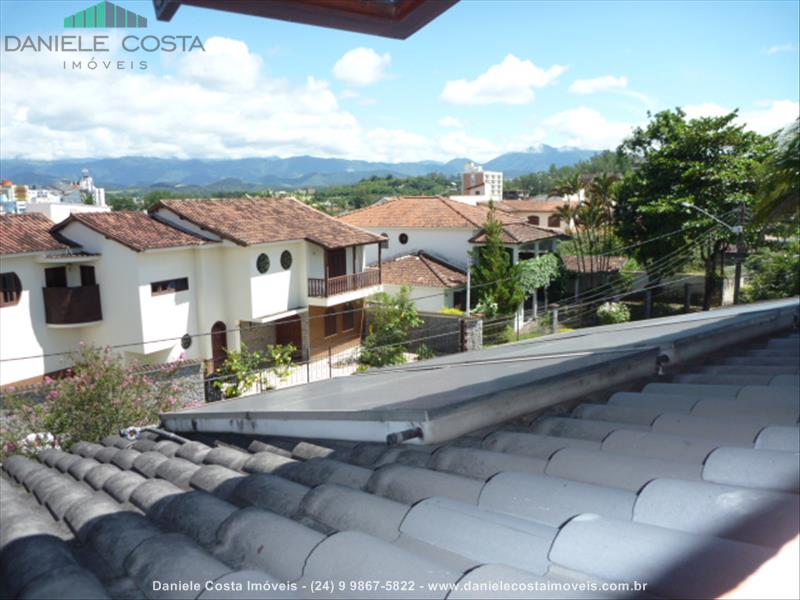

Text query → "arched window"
[528,215,540,225]
[548,215,561,228]
[0,272,22,307]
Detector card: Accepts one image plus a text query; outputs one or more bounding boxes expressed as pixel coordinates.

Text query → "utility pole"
[733,202,745,305]
[465,260,471,316]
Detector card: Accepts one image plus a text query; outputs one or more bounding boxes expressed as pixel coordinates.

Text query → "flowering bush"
[596,301,631,325]
[1,344,195,458]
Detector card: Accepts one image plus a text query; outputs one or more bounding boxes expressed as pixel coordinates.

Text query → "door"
[275,315,303,357]
[327,248,347,278]
[80,265,96,286]
[45,266,67,288]
[210,321,228,372]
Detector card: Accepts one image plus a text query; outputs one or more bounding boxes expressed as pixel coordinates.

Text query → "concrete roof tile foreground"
[1,321,799,597]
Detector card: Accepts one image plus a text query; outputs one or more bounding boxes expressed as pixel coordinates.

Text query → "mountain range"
[0,145,598,190]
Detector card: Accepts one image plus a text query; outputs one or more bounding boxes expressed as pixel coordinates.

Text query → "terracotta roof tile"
[155,197,382,249]
[0,213,70,255]
[469,222,560,245]
[561,255,628,273]
[492,199,570,213]
[52,212,214,253]
[339,196,521,229]
[377,252,466,288]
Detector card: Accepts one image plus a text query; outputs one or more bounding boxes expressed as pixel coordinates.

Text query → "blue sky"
[1,0,798,162]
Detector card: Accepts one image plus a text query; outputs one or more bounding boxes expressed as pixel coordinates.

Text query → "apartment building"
[0,198,383,387]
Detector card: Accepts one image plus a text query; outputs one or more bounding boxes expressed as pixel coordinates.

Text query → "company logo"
[64,1,147,29]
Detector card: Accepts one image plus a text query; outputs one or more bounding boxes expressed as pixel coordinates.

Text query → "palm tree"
[754,118,799,225]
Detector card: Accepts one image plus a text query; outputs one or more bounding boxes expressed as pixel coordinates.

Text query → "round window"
[280,250,293,270]
[256,253,270,274]
[399,233,409,245]
[181,333,192,349]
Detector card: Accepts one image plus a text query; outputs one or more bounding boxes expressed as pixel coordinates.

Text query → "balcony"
[43,285,103,326]
[308,269,381,299]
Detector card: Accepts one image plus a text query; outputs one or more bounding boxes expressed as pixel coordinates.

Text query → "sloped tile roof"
[51,211,215,253]
[378,251,466,288]
[0,213,70,255]
[469,222,560,244]
[561,255,628,273]
[339,196,522,229]
[492,199,570,213]
[154,197,383,250]
[2,330,798,598]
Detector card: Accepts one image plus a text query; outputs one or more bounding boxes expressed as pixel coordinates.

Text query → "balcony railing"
[43,285,102,325]
[308,269,381,298]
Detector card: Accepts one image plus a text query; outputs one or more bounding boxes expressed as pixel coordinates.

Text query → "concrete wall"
[362,227,475,267]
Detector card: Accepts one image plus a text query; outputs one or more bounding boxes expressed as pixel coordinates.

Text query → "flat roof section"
[161,299,799,444]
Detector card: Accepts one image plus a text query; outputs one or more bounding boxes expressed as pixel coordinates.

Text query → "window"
[528,215,540,225]
[151,277,189,295]
[256,253,270,274]
[324,308,337,337]
[548,215,561,228]
[380,233,389,249]
[281,250,293,270]
[181,333,192,349]
[342,302,355,331]
[0,272,22,307]
[398,233,409,245]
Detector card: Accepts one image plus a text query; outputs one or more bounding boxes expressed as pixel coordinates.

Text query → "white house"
[339,196,560,313]
[0,198,383,387]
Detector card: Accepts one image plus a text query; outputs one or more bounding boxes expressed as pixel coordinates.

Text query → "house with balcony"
[481,197,574,234]
[0,199,383,387]
[339,196,561,313]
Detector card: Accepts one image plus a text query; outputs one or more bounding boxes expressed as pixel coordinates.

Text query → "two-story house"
[339,196,561,313]
[0,198,383,387]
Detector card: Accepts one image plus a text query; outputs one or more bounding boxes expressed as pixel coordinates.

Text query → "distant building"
[78,169,107,207]
[460,162,503,201]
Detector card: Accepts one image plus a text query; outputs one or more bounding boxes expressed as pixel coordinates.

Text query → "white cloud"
[541,107,636,149]
[569,75,628,94]
[765,43,795,55]
[441,54,566,105]
[438,131,499,162]
[179,36,263,91]
[683,100,800,134]
[332,47,391,86]
[438,116,463,128]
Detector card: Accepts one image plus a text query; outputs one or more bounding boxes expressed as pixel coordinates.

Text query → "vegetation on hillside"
[505,150,634,195]
[312,173,456,214]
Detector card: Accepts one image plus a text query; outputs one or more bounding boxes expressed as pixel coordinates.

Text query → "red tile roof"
[52,212,214,253]
[377,251,466,289]
[339,196,522,229]
[0,213,70,256]
[491,199,570,214]
[153,197,382,250]
[470,222,560,245]
[561,255,628,273]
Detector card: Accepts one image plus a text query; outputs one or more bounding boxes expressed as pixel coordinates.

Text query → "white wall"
[384,284,450,312]
[364,227,476,267]
[24,202,110,224]
[0,254,87,386]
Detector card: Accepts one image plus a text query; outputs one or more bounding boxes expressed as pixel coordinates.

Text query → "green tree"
[1,345,193,457]
[741,241,800,301]
[615,109,773,310]
[214,343,266,398]
[754,118,799,226]
[360,287,423,367]
[469,203,525,316]
[108,195,143,211]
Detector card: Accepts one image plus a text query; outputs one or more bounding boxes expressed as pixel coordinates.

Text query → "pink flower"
[47,390,60,400]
